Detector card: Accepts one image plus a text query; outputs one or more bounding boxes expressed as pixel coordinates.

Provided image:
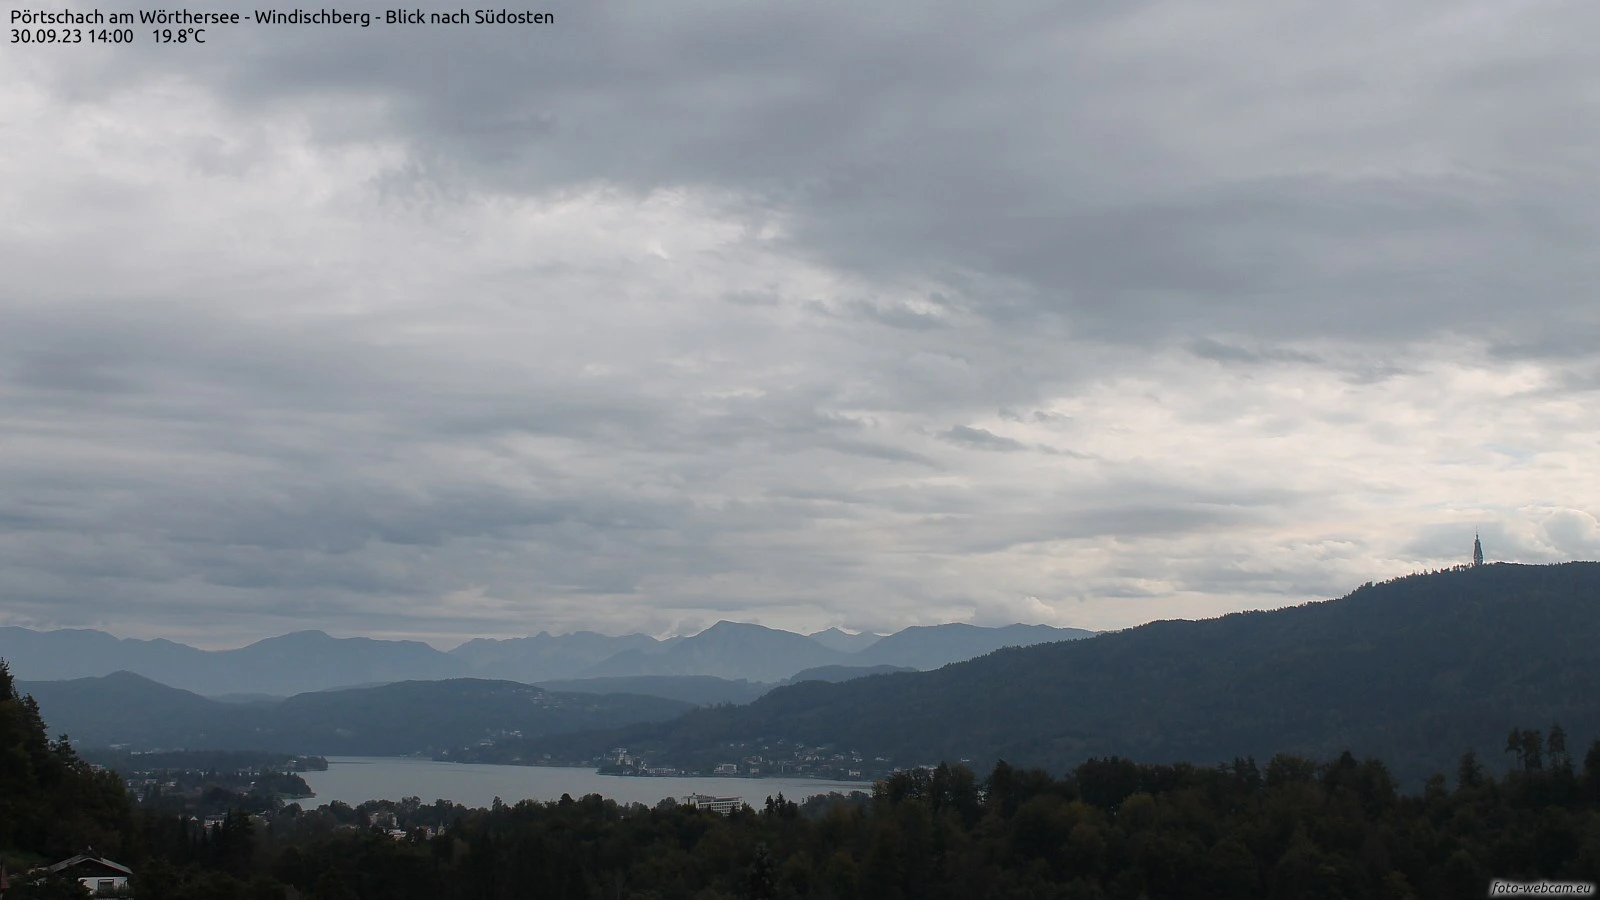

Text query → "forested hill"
[524,563,1600,787]
[16,674,693,755]
[11,653,1600,898]
[0,660,134,863]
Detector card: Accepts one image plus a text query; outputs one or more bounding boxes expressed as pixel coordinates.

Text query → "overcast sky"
[3,0,1598,649]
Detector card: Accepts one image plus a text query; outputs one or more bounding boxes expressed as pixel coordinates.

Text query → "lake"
[299,757,873,809]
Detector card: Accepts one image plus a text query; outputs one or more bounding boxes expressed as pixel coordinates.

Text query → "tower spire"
[1473,532,1484,567]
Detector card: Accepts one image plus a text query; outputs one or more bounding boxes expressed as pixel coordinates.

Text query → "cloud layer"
[3,0,1598,647]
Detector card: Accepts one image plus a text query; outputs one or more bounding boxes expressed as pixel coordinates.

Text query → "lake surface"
[299,757,873,809]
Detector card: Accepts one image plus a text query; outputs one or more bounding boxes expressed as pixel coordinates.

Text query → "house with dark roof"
[43,851,134,897]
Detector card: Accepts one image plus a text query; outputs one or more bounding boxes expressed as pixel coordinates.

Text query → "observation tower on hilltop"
[1473,532,1484,567]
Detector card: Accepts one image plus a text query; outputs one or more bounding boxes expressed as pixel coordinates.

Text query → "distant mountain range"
[6,662,976,754]
[17,672,693,755]
[846,623,1083,671]
[534,675,770,707]
[504,563,1600,788]
[786,664,913,684]
[806,628,884,653]
[0,621,1093,696]
[451,631,661,683]
[0,628,462,697]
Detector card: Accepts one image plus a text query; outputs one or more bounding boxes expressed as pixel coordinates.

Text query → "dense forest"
[80,750,323,818]
[7,657,1600,899]
[508,563,1600,788]
[0,661,138,877]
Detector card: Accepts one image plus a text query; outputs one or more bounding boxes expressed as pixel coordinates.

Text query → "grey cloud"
[723,290,783,308]
[1036,445,1096,459]
[926,505,1267,557]
[938,425,1029,453]
[998,408,1072,424]
[1171,559,1363,600]
[808,299,952,331]
[39,0,1600,355]
[823,440,942,467]
[1541,511,1600,560]
[6,0,1600,644]
[1402,523,1530,565]
[936,424,1092,459]
[1188,338,1322,367]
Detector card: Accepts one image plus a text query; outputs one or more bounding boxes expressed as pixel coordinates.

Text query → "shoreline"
[595,770,873,784]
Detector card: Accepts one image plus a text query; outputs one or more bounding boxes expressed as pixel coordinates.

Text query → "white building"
[681,793,743,815]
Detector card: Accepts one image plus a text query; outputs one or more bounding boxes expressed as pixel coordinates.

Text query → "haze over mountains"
[16,672,693,755]
[10,563,1598,790]
[0,620,1094,696]
[507,563,1600,788]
